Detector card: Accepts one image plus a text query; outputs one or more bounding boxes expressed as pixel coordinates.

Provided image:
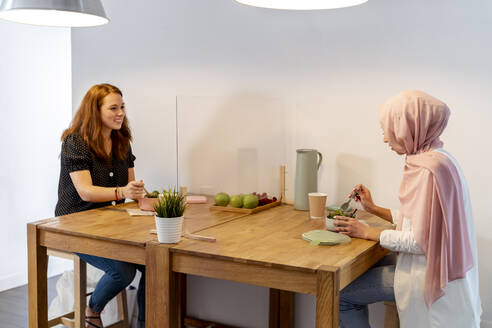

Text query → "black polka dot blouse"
[55,133,135,216]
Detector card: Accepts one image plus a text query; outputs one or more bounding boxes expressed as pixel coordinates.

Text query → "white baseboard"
[0,257,73,292]
[0,272,27,292]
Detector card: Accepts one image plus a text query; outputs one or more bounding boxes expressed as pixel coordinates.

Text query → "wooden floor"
[0,275,60,328]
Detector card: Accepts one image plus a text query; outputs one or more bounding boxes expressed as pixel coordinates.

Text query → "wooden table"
[27,201,247,328]
[167,205,391,328]
[28,202,391,328]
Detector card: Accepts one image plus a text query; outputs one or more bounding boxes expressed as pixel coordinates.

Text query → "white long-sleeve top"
[379,149,482,328]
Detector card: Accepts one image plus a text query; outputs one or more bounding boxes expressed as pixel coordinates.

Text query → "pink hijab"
[379,90,473,308]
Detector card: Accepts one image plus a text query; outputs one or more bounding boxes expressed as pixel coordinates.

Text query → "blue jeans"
[339,255,396,328]
[77,253,145,326]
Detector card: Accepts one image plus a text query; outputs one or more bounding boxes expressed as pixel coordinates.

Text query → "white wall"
[71,0,492,326]
[0,21,72,291]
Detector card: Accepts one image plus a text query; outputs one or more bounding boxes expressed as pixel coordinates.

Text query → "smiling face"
[100,93,125,135]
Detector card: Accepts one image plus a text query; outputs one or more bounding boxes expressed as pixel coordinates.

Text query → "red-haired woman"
[55,84,146,328]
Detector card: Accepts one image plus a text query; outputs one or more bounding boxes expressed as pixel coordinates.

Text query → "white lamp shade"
[235,0,368,10]
[0,0,109,27]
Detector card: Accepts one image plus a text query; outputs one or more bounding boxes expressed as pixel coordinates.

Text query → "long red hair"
[62,83,132,160]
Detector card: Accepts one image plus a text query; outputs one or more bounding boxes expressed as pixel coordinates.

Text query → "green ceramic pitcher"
[294,149,323,211]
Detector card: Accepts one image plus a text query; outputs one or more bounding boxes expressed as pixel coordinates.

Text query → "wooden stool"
[384,301,400,328]
[46,249,129,328]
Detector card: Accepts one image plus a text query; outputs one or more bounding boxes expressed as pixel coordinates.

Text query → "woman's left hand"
[334,216,382,241]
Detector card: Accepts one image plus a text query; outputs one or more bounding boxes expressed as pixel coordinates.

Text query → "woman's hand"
[350,184,394,223]
[334,216,381,241]
[350,184,375,213]
[123,180,145,199]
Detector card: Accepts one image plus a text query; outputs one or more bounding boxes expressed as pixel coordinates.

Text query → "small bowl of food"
[325,217,337,231]
[138,190,160,211]
[326,205,357,218]
[326,206,357,231]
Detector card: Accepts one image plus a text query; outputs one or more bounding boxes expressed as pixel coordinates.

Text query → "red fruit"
[272,197,277,202]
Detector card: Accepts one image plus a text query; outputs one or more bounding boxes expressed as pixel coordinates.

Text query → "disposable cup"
[308,193,327,219]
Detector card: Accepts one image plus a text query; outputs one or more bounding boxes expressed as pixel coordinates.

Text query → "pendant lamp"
[0,0,109,27]
[235,0,368,10]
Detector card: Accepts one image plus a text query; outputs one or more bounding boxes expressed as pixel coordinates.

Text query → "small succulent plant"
[153,187,187,218]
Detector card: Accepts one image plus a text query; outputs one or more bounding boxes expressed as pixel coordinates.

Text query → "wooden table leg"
[279,290,295,327]
[27,223,48,328]
[146,241,171,328]
[269,289,280,327]
[316,266,340,328]
[74,256,87,328]
[269,289,294,328]
[170,271,186,328]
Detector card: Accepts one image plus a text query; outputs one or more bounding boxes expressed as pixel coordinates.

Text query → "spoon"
[340,198,352,212]
[340,186,362,211]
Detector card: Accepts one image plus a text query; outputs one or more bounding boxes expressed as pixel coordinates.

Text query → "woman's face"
[100,93,125,132]
[383,133,405,155]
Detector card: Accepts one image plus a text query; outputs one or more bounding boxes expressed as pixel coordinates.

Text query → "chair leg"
[116,289,129,326]
[384,301,400,328]
[48,251,129,328]
[74,256,87,328]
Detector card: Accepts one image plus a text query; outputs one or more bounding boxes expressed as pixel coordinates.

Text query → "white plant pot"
[154,215,183,243]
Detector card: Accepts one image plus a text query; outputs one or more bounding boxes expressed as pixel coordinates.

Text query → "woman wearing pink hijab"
[334,90,481,327]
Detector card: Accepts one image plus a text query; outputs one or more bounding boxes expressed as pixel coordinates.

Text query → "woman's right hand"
[350,184,375,213]
[123,180,145,199]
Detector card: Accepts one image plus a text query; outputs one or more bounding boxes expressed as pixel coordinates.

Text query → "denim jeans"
[339,255,396,328]
[76,253,145,326]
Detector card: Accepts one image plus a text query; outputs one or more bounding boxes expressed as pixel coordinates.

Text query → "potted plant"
[153,187,187,243]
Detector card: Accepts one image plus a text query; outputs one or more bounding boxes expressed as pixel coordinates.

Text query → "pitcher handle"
[317,151,323,169]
